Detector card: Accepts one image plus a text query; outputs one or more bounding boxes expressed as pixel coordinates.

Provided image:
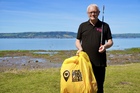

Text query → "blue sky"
[0,0,140,34]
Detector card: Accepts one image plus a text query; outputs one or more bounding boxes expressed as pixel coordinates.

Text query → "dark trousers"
[92,65,106,93]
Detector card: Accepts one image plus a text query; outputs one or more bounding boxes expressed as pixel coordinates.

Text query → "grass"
[0,48,140,92]
[0,68,60,93]
[105,63,140,93]
[0,63,140,93]
[107,48,140,54]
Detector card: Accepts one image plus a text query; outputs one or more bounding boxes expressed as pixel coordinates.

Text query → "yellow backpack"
[60,51,97,93]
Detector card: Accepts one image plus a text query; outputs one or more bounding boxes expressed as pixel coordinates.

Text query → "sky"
[0,0,140,34]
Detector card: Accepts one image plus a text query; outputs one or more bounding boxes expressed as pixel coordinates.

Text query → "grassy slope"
[0,63,140,93]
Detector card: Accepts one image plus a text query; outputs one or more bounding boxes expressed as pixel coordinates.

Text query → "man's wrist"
[79,48,83,51]
[103,45,107,50]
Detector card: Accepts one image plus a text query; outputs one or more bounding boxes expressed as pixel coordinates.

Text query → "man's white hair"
[87,4,100,12]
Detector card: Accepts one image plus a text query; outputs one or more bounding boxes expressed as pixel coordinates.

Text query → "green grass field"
[0,63,140,93]
[105,63,140,93]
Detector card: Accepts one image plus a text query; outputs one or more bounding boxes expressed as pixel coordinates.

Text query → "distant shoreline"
[0,32,140,38]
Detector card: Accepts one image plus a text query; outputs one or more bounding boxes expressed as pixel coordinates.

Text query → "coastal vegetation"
[0,48,140,93]
[0,31,140,38]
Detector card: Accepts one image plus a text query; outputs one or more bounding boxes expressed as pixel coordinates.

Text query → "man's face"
[87,6,100,21]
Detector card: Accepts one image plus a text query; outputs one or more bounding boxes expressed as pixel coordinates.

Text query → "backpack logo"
[63,70,70,82]
[72,70,82,82]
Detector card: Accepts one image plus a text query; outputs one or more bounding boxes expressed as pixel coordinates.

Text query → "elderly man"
[75,4,113,93]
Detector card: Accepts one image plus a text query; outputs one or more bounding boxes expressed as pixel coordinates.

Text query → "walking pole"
[100,5,105,46]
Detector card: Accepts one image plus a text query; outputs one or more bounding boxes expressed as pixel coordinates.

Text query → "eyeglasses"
[88,11,98,15]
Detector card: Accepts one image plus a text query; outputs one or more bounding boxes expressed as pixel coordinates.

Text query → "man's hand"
[99,39,113,53]
[76,49,82,56]
[98,45,106,53]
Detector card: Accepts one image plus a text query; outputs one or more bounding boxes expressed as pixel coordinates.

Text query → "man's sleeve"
[106,23,112,40]
[76,24,82,40]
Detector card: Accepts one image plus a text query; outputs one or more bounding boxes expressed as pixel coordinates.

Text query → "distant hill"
[0,31,140,38]
[112,33,140,38]
[0,31,76,38]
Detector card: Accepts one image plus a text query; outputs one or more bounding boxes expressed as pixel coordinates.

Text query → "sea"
[0,38,140,50]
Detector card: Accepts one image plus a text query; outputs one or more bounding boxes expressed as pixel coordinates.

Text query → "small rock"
[35,60,38,63]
